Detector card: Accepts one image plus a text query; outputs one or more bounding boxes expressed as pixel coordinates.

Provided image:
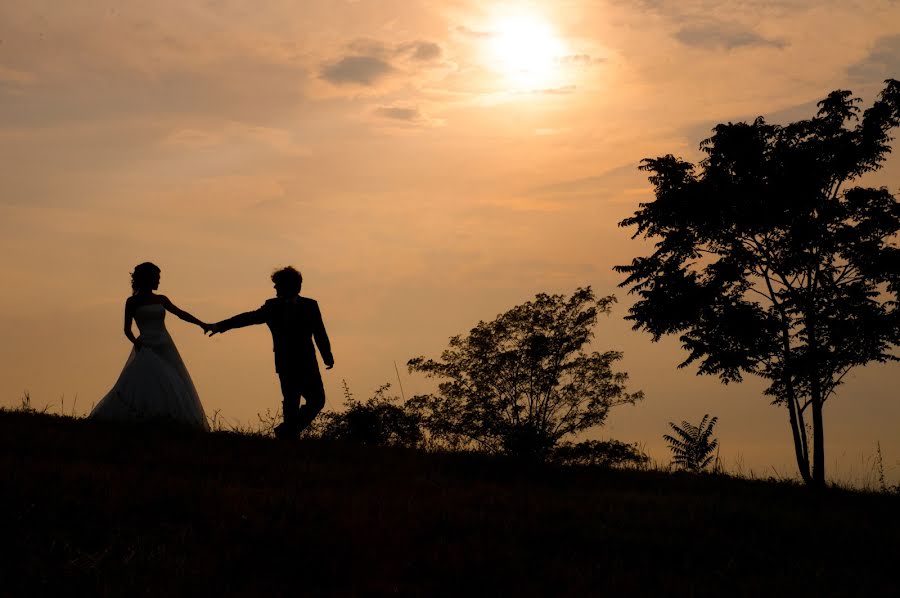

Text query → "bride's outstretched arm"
[161,296,208,329]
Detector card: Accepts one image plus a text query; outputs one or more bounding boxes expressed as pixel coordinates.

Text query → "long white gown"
[90,303,209,430]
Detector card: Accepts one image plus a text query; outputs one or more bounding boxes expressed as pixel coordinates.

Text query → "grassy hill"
[1,410,897,596]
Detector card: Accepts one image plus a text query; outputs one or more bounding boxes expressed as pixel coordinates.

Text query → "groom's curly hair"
[271,266,303,294]
[131,262,161,295]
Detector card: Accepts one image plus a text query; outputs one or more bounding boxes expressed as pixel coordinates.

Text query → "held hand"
[205,323,221,337]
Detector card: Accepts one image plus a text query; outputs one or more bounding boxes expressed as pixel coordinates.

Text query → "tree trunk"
[811,380,825,488]
[807,307,825,489]
[781,328,812,484]
[787,391,812,484]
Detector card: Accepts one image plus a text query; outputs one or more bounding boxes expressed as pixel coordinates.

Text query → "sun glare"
[488,14,567,90]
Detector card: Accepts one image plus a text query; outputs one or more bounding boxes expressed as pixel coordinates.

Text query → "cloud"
[674,21,787,50]
[344,38,442,63]
[0,56,310,129]
[163,123,312,157]
[624,0,813,19]
[346,38,393,58]
[0,65,36,86]
[455,26,493,39]
[614,1,793,50]
[0,6,314,128]
[398,40,442,62]
[320,55,395,86]
[319,38,443,87]
[494,85,577,99]
[847,34,900,83]
[374,106,422,121]
[372,104,444,127]
[540,85,577,95]
[525,163,651,205]
[558,54,606,66]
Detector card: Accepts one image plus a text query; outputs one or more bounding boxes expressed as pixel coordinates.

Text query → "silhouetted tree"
[663,415,719,472]
[616,80,900,487]
[407,288,643,460]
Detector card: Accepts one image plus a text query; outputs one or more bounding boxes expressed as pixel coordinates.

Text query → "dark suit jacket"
[216,296,333,375]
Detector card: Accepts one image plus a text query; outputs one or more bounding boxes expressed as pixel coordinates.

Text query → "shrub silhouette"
[552,439,649,468]
[408,287,643,461]
[664,415,719,472]
[312,382,424,448]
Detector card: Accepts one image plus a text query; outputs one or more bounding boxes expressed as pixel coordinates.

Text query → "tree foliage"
[616,80,900,486]
[663,415,719,472]
[407,287,643,460]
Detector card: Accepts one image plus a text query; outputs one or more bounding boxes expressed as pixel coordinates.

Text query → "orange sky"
[2,0,899,484]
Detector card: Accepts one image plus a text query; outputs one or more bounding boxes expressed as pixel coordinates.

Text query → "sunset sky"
[2,0,899,483]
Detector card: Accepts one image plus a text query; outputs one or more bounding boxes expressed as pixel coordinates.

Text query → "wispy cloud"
[674,20,787,50]
[0,57,310,129]
[526,163,642,199]
[539,85,577,95]
[455,25,493,39]
[613,1,793,50]
[374,105,422,121]
[372,104,445,128]
[0,65,36,86]
[558,54,606,66]
[847,34,900,83]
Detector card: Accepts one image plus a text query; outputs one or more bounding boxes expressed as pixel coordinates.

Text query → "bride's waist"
[137,330,172,345]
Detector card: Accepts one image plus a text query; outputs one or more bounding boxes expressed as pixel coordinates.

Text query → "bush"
[552,440,649,468]
[310,382,424,449]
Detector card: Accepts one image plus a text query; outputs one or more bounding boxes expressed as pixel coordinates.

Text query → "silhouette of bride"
[90,262,210,429]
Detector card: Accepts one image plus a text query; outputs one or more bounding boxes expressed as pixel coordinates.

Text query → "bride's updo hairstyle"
[131,262,161,295]
[271,266,302,295]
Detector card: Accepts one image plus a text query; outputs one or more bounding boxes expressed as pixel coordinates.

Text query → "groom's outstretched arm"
[210,306,267,335]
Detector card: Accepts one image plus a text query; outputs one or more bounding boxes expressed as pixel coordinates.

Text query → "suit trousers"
[278,368,326,432]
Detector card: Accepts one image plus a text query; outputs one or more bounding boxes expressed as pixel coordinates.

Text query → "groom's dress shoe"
[274,422,298,440]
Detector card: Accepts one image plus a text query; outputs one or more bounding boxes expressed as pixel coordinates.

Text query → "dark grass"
[1,411,897,596]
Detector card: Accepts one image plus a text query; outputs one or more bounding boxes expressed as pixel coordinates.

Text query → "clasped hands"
[198,322,333,369]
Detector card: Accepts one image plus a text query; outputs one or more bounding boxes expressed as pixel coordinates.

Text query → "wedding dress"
[90,303,209,430]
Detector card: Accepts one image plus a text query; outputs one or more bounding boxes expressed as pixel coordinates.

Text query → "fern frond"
[664,414,720,472]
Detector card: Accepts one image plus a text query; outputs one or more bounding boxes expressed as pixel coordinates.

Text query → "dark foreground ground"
[1,411,897,596]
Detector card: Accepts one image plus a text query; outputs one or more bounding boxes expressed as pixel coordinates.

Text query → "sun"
[488,14,567,90]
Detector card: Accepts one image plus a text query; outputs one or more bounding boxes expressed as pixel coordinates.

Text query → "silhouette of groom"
[209,266,333,439]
